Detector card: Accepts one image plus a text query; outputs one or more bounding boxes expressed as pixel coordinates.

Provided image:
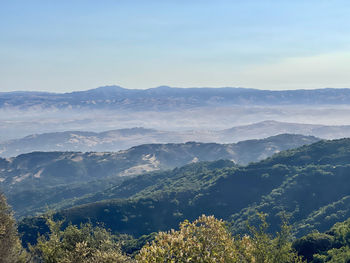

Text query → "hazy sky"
[1,0,350,92]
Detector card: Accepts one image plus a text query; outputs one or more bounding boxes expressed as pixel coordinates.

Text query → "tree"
[292,232,334,261]
[0,192,29,263]
[313,246,350,262]
[246,213,304,263]
[136,215,238,262]
[30,216,132,263]
[136,214,305,262]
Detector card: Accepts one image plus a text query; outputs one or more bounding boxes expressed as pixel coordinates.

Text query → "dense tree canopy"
[137,214,304,263]
[294,217,350,262]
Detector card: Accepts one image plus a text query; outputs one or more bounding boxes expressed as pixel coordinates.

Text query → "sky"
[1,0,350,92]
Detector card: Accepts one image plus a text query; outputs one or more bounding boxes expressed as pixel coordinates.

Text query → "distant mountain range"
[2,86,350,110]
[0,134,318,217]
[3,120,350,157]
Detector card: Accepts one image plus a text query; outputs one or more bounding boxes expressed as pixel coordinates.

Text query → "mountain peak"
[86,85,126,92]
[152,85,173,90]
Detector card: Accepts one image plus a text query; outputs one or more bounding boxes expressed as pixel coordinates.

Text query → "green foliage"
[136,214,304,263]
[244,213,304,263]
[136,215,239,262]
[23,213,350,262]
[293,217,350,262]
[30,216,132,263]
[292,233,334,261]
[0,192,29,263]
[120,233,157,257]
[313,246,350,263]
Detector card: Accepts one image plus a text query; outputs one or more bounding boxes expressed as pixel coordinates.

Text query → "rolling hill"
[18,138,350,244]
[4,120,350,157]
[0,134,318,218]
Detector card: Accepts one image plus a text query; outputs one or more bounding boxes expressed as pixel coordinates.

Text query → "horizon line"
[1,85,348,94]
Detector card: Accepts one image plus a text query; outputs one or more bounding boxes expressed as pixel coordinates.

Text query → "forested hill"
[1,133,318,218]
[19,138,350,243]
[2,86,350,110]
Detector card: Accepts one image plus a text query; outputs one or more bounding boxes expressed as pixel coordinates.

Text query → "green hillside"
[0,134,317,218]
[18,138,350,247]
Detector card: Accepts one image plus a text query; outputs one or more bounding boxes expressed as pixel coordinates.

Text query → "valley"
[4,119,350,157]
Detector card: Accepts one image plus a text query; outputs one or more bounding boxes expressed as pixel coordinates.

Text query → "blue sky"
[1,0,350,92]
